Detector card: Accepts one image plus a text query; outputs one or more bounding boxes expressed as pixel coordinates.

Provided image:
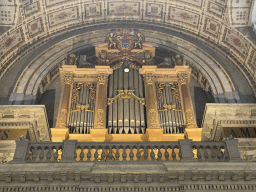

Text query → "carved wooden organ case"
[53,42,198,142]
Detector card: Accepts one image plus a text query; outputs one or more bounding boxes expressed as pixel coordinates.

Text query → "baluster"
[115,146,120,161]
[164,146,169,161]
[158,146,162,162]
[74,147,77,160]
[129,146,134,161]
[94,146,98,162]
[32,148,37,162]
[101,146,105,161]
[25,150,30,162]
[53,147,58,161]
[136,146,141,162]
[217,146,223,161]
[108,146,113,161]
[122,146,127,162]
[178,146,182,161]
[204,146,209,161]
[143,146,148,161]
[39,147,44,162]
[150,146,155,161]
[211,146,216,161]
[87,146,91,162]
[223,147,229,161]
[171,146,176,161]
[197,146,202,161]
[46,148,51,161]
[80,147,84,162]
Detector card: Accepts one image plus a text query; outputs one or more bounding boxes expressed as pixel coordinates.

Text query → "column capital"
[98,74,108,85]
[63,72,73,84]
[178,73,189,84]
[143,73,155,85]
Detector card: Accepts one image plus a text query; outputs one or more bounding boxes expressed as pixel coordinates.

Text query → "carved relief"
[56,109,67,128]
[96,109,104,127]
[178,73,188,84]
[98,75,108,85]
[107,90,145,105]
[148,109,158,127]
[63,73,73,84]
[144,74,155,85]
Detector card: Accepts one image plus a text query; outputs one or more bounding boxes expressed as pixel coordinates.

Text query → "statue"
[172,54,183,66]
[134,33,144,49]
[107,32,116,49]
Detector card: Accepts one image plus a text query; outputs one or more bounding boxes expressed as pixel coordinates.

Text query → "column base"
[184,128,202,141]
[50,128,69,142]
[146,129,164,141]
[90,129,108,142]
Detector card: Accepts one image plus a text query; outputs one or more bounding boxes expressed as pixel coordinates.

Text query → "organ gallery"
[51,31,201,142]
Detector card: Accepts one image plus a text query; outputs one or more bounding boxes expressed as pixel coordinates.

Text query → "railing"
[10,139,242,164]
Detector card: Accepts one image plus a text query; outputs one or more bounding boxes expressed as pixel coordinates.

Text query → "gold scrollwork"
[159,103,182,112]
[107,90,145,105]
[63,73,73,84]
[178,73,188,85]
[185,109,196,127]
[156,83,181,102]
[96,109,104,127]
[112,61,123,70]
[98,75,108,85]
[70,104,94,113]
[72,83,96,102]
[148,109,158,127]
[156,83,164,101]
[144,74,155,85]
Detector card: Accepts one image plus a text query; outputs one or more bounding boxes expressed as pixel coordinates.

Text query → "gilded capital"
[98,75,108,85]
[63,73,73,84]
[178,73,188,84]
[144,74,155,85]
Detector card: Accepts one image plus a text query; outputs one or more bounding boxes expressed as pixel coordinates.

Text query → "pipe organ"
[52,37,201,142]
[68,83,96,134]
[107,62,146,134]
[157,83,185,134]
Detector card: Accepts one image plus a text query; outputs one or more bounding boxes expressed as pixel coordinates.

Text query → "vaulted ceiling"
[0,0,256,103]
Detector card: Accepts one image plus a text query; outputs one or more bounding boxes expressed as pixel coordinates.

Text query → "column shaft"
[144,74,160,129]
[94,75,108,129]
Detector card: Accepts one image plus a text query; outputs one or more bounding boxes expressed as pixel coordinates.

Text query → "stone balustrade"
[10,139,242,164]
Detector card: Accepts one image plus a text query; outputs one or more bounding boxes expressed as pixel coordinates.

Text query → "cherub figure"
[134,33,144,49]
[107,33,116,49]
[172,54,183,65]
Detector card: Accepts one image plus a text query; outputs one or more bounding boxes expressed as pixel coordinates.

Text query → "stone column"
[90,74,109,141]
[51,72,73,141]
[143,74,163,141]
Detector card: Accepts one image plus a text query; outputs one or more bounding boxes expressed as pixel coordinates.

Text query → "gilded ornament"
[107,90,145,105]
[178,73,188,84]
[56,109,67,128]
[72,83,96,102]
[185,109,196,127]
[70,104,93,113]
[159,103,182,112]
[96,109,104,126]
[144,74,155,85]
[63,73,73,84]
[98,75,108,85]
[148,109,158,127]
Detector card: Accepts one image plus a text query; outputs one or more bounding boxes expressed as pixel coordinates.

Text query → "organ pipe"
[68,84,95,134]
[158,83,185,134]
[107,62,146,134]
